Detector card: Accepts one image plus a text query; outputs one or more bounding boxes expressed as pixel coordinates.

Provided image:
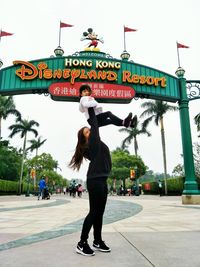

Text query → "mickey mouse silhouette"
[80,28,104,51]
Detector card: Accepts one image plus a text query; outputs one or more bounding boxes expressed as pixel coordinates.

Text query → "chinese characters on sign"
[48,82,135,100]
[51,86,78,97]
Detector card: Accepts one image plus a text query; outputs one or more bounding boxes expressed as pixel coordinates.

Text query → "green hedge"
[167,177,184,194]
[142,177,185,195]
[0,179,18,193]
[0,179,34,195]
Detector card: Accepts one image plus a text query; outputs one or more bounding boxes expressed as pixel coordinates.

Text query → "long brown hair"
[69,127,88,171]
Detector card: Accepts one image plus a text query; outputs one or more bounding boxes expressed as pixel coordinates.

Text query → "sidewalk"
[0,194,200,267]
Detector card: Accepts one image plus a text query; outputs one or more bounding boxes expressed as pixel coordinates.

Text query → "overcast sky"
[0,0,199,181]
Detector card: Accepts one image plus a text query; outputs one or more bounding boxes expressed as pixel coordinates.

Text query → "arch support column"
[176,68,200,203]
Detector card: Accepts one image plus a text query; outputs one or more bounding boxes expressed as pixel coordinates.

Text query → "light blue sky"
[0,0,199,180]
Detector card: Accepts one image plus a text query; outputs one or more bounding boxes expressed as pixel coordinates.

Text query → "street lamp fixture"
[54,46,64,57]
[175,67,185,78]
[120,50,130,61]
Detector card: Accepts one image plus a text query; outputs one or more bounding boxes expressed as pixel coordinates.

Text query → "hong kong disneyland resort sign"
[0,51,179,103]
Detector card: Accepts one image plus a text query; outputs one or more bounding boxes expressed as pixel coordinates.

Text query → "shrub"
[142,177,184,195]
[0,179,34,195]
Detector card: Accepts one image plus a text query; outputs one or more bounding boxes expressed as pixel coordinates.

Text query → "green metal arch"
[0,51,179,103]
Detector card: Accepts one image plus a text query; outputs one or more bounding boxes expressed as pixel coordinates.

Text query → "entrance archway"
[0,50,199,203]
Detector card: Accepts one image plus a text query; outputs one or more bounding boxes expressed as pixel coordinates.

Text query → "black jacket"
[84,108,112,179]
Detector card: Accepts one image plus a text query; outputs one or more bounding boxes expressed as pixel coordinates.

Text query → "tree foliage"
[140,100,178,195]
[0,96,21,138]
[39,169,67,187]
[25,152,67,185]
[172,164,185,177]
[0,139,21,181]
[26,136,47,156]
[193,142,200,179]
[25,153,58,173]
[119,119,151,156]
[110,148,147,181]
[172,142,200,179]
[194,113,200,136]
[9,118,39,194]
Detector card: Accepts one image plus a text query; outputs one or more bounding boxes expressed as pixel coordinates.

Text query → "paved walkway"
[0,194,200,267]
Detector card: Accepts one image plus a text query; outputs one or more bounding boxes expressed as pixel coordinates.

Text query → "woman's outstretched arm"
[88,107,100,157]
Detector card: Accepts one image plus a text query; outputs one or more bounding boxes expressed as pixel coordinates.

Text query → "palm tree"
[194,113,200,137]
[140,100,178,195]
[9,118,39,194]
[119,119,151,156]
[0,96,21,138]
[27,136,47,156]
[54,161,62,172]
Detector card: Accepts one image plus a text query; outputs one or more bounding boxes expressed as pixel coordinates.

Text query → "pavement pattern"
[0,194,200,267]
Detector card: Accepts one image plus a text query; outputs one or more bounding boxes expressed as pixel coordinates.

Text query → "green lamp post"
[176,67,200,204]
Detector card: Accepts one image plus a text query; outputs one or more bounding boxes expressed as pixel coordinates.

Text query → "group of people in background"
[67,181,83,198]
[37,177,84,200]
[117,183,142,196]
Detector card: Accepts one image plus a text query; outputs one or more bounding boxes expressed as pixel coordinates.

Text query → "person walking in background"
[79,84,137,128]
[158,180,163,196]
[38,177,46,200]
[69,107,112,256]
[119,185,124,196]
[77,184,83,197]
[63,187,66,195]
[70,180,77,198]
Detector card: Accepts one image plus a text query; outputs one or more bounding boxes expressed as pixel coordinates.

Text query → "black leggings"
[80,178,108,243]
[88,111,123,127]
